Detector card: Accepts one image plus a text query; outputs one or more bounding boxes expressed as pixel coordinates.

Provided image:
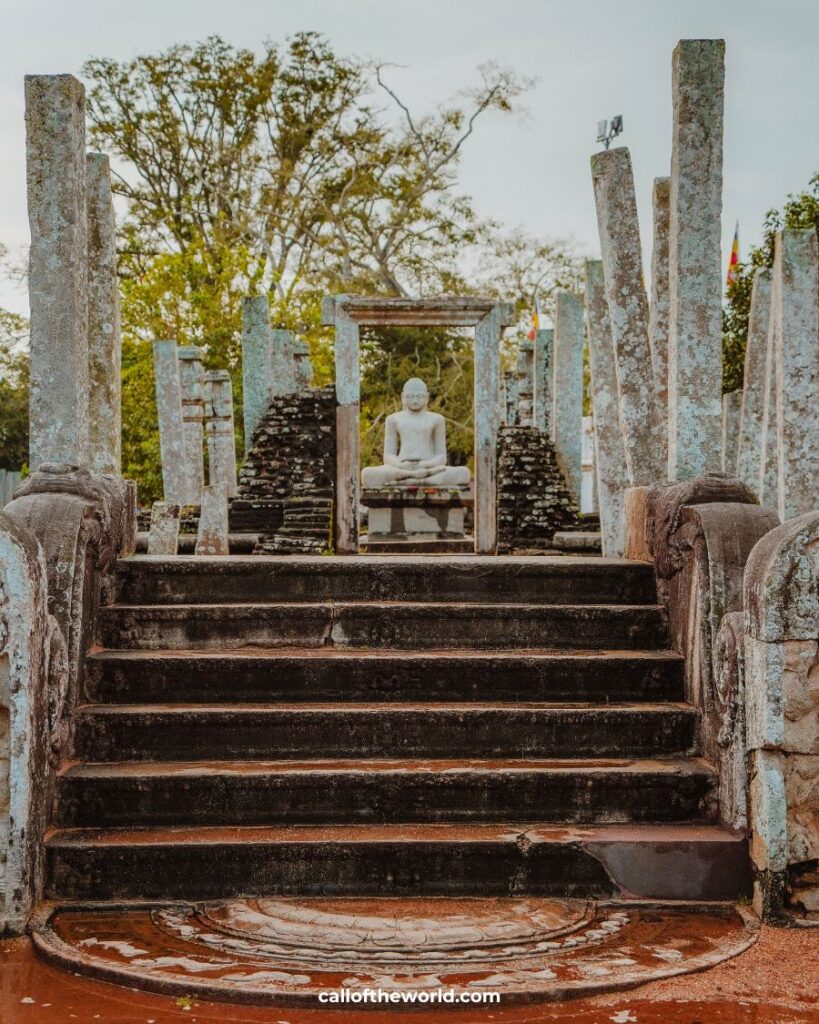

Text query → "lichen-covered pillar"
[591,147,665,484]
[152,341,186,505]
[533,328,553,434]
[147,501,180,555]
[204,370,237,498]
[774,228,819,521]
[516,338,534,426]
[474,304,505,553]
[292,338,313,390]
[737,269,773,491]
[85,153,121,476]
[322,297,360,554]
[177,346,205,505]
[195,485,229,555]
[551,290,584,505]
[649,176,671,434]
[758,280,780,508]
[585,261,629,556]
[667,39,725,480]
[242,297,272,451]
[25,75,89,470]
[503,370,518,426]
[721,390,743,475]
[271,329,297,397]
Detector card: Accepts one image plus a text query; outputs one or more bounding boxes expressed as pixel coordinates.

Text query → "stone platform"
[361,486,471,552]
[34,898,757,1008]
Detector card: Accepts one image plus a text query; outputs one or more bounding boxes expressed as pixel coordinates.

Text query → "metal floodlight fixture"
[596,114,624,150]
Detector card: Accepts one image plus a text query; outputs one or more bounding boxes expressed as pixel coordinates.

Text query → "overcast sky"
[1,0,817,316]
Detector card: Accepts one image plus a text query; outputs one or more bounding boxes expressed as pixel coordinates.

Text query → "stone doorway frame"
[322,296,515,555]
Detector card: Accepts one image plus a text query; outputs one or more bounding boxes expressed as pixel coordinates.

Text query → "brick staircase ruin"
[47,555,749,904]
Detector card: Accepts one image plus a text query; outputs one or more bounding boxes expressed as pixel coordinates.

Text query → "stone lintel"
[322,295,515,328]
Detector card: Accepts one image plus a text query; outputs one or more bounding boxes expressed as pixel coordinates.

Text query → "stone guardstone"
[147,501,180,555]
[195,485,229,555]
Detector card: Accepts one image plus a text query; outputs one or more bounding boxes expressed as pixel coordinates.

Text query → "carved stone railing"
[0,465,135,933]
[743,511,819,921]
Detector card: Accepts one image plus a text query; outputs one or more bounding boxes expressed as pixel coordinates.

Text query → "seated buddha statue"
[361,377,471,488]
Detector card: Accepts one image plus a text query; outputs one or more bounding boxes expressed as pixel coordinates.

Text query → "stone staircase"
[46,555,749,904]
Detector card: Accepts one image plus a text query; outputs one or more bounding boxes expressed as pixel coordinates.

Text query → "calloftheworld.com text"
[318,987,502,1005]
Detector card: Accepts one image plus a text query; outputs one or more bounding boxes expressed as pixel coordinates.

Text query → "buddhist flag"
[726,222,740,286]
[527,303,540,341]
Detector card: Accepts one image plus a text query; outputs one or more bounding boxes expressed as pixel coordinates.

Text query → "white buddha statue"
[362,377,471,488]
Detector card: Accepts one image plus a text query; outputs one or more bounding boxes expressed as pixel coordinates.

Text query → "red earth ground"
[1,925,818,1024]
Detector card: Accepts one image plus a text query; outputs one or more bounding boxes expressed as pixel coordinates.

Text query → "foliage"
[0,306,29,471]
[723,174,819,392]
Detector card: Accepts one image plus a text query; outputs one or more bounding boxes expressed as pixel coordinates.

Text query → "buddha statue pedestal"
[362,485,473,553]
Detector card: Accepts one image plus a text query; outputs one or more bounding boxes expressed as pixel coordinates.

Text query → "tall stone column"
[758,271,780,507]
[585,261,629,557]
[503,370,518,426]
[292,338,314,390]
[590,147,665,484]
[721,390,743,475]
[774,228,819,521]
[152,341,186,505]
[204,370,237,498]
[474,304,505,553]
[649,176,671,433]
[551,290,584,505]
[533,328,553,434]
[516,338,534,426]
[667,39,725,480]
[271,329,297,397]
[25,75,89,470]
[177,346,206,505]
[241,296,272,452]
[86,153,121,475]
[737,269,772,491]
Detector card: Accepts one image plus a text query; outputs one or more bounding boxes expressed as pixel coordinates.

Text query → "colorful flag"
[726,222,740,286]
[527,303,540,341]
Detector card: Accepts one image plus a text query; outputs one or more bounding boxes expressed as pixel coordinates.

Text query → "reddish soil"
[1,925,818,1023]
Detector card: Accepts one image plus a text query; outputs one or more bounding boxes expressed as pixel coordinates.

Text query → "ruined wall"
[234,385,336,553]
[496,426,578,554]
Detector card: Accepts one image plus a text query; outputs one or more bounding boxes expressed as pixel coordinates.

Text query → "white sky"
[1,0,817,316]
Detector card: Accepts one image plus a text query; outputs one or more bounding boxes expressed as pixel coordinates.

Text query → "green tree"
[0,308,29,471]
[723,174,819,392]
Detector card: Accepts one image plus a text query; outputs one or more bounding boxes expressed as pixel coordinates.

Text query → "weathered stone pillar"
[292,338,313,390]
[85,153,121,475]
[195,485,229,555]
[25,75,89,470]
[585,261,629,557]
[474,304,505,553]
[503,370,518,426]
[152,340,186,505]
[551,290,584,505]
[204,370,237,498]
[242,297,272,451]
[516,337,534,426]
[737,269,773,491]
[649,176,671,433]
[532,328,553,434]
[147,501,180,555]
[667,39,725,480]
[774,229,819,521]
[271,328,297,397]
[759,279,780,508]
[591,146,665,484]
[177,346,205,505]
[721,390,742,475]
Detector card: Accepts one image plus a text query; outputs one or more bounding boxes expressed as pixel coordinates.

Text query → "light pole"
[596,115,624,150]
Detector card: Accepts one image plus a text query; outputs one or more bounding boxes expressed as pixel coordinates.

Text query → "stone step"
[73,703,699,761]
[85,649,685,704]
[45,823,750,902]
[97,602,667,650]
[115,555,658,606]
[55,758,717,828]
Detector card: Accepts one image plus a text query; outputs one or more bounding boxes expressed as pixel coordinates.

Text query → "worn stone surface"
[503,369,518,425]
[272,328,298,396]
[516,338,534,426]
[758,265,780,506]
[737,269,772,492]
[147,502,180,556]
[591,147,664,484]
[241,297,273,453]
[177,346,205,505]
[773,228,819,521]
[25,75,89,470]
[194,486,229,556]
[623,486,652,562]
[585,260,629,557]
[473,304,506,553]
[291,337,313,390]
[721,390,742,475]
[364,487,467,541]
[667,40,725,480]
[533,328,553,434]
[204,371,237,499]
[496,426,578,553]
[151,341,186,505]
[86,153,121,476]
[649,176,671,433]
[551,291,584,504]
